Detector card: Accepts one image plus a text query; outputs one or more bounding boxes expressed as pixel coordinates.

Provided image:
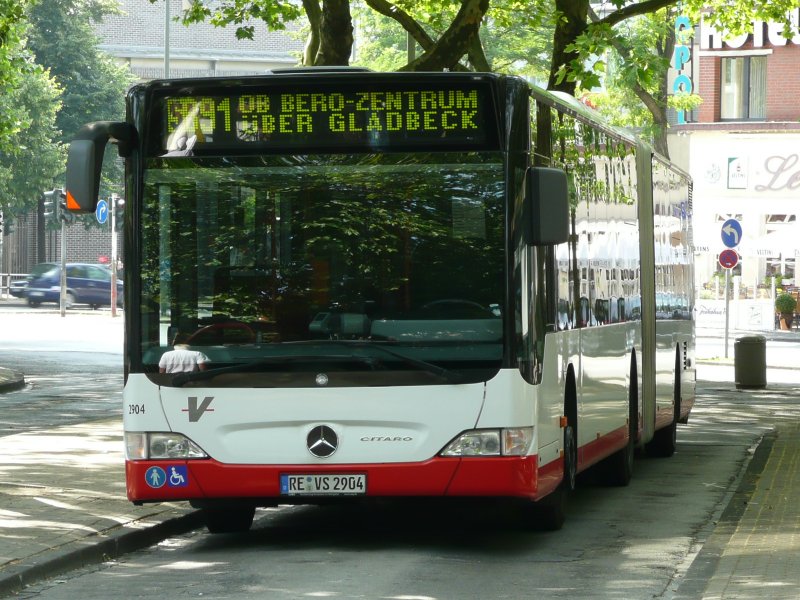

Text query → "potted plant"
[775,292,797,330]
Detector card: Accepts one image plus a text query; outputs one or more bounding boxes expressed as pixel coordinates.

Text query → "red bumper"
[127,454,561,503]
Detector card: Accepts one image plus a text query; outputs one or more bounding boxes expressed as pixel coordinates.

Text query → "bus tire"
[528,488,566,531]
[603,359,638,486]
[519,376,577,532]
[529,419,575,531]
[646,350,680,458]
[203,506,256,534]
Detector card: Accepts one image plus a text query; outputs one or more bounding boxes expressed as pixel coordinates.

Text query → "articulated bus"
[65,70,694,533]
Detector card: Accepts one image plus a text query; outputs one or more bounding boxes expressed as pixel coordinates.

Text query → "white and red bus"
[65,70,694,533]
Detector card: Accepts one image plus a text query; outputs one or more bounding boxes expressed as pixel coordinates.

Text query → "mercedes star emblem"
[307,425,339,458]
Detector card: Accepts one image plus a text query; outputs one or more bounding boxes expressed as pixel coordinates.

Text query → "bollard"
[734,335,767,389]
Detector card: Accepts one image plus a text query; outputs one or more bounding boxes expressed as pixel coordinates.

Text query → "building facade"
[95,0,303,79]
[669,13,800,328]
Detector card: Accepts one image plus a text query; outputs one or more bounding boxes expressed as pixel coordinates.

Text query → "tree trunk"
[302,0,322,66]
[548,0,590,93]
[314,0,353,66]
[401,0,488,72]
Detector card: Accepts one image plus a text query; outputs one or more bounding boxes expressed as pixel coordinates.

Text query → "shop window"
[720,56,766,120]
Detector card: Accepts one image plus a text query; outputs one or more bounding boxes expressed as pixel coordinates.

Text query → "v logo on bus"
[183,396,214,422]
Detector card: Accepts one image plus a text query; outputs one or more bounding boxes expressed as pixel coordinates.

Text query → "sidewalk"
[0,328,798,598]
[0,418,204,597]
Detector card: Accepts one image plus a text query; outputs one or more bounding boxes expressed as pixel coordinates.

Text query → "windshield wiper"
[169,342,462,387]
[170,353,383,387]
[284,340,463,384]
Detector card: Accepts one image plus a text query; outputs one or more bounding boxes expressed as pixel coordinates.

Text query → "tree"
[548,0,800,155]
[0,0,36,149]
[584,8,680,157]
[163,0,491,71]
[27,0,133,144]
[0,0,64,225]
[154,0,800,158]
[0,64,64,217]
[27,0,135,199]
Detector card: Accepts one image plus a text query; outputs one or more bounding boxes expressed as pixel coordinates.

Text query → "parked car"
[25,263,123,309]
[9,262,57,298]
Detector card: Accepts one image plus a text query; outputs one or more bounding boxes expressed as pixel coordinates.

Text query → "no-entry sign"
[719,248,739,269]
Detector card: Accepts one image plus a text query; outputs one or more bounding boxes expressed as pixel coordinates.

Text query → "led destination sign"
[159,84,496,154]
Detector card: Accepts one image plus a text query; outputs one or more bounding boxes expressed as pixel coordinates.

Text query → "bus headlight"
[440,427,533,457]
[125,432,208,460]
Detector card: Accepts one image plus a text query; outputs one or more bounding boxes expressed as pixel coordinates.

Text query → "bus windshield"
[139,152,506,386]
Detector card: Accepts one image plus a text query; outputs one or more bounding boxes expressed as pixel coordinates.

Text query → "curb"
[671,430,776,599]
[0,510,206,598]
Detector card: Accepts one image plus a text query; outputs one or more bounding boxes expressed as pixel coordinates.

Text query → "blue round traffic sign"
[721,218,742,248]
[719,249,739,269]
[95,199,109,224]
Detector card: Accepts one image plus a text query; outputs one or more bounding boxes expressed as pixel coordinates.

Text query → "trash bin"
[734,335,767,389]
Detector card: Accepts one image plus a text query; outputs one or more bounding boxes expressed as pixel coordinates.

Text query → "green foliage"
[0,62,64,219]
[27,0,134,143]
[0,0,36,150]
[775,292,797,315]
[0,0,65,221]
[353,0,553,79]
[27,0,135,201]
[668,91,703,112]
[174,0,302,38]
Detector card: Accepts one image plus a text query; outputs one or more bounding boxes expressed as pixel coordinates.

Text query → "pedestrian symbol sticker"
[145,466,166,488]
[168,466,188,487]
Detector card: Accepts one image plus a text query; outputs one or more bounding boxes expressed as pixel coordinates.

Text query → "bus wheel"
[518,421,575,532]
[647,351,680,458]
[563,421,577,492]
[203,506,255,534]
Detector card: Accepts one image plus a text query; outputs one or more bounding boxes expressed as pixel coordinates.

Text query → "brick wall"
[2,216,117,275]
[695,43,800,124]
[766,45,800,120]
[697,56,720,123]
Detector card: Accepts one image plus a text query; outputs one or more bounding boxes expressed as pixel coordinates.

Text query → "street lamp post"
[164,0,170,77]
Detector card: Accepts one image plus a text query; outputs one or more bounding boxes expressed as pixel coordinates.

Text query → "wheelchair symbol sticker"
[145,466,166,488]
[167,465,188,487]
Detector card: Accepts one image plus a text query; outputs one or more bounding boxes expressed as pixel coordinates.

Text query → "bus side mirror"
[65,121,137,213]
[526,166,569,246]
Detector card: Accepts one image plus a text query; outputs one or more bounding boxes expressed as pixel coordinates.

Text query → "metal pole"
[724,268,730,358]
[0,209,4,298]
[111,195,118,317]
[60,219,67,317]
[164,0,170,77]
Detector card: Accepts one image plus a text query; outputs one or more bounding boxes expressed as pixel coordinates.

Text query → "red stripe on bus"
[126,456,546,503]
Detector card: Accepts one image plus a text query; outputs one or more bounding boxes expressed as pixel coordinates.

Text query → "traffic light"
[43,188,73,224]
[112,195,125,232]
[43,189,57,219]
[57,189,75,224]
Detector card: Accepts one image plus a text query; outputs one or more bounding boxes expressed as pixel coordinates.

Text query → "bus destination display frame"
[149,76,501,156]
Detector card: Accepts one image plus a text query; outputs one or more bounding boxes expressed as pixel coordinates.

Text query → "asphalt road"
[0,305,123,436]
[13,371,780,600]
